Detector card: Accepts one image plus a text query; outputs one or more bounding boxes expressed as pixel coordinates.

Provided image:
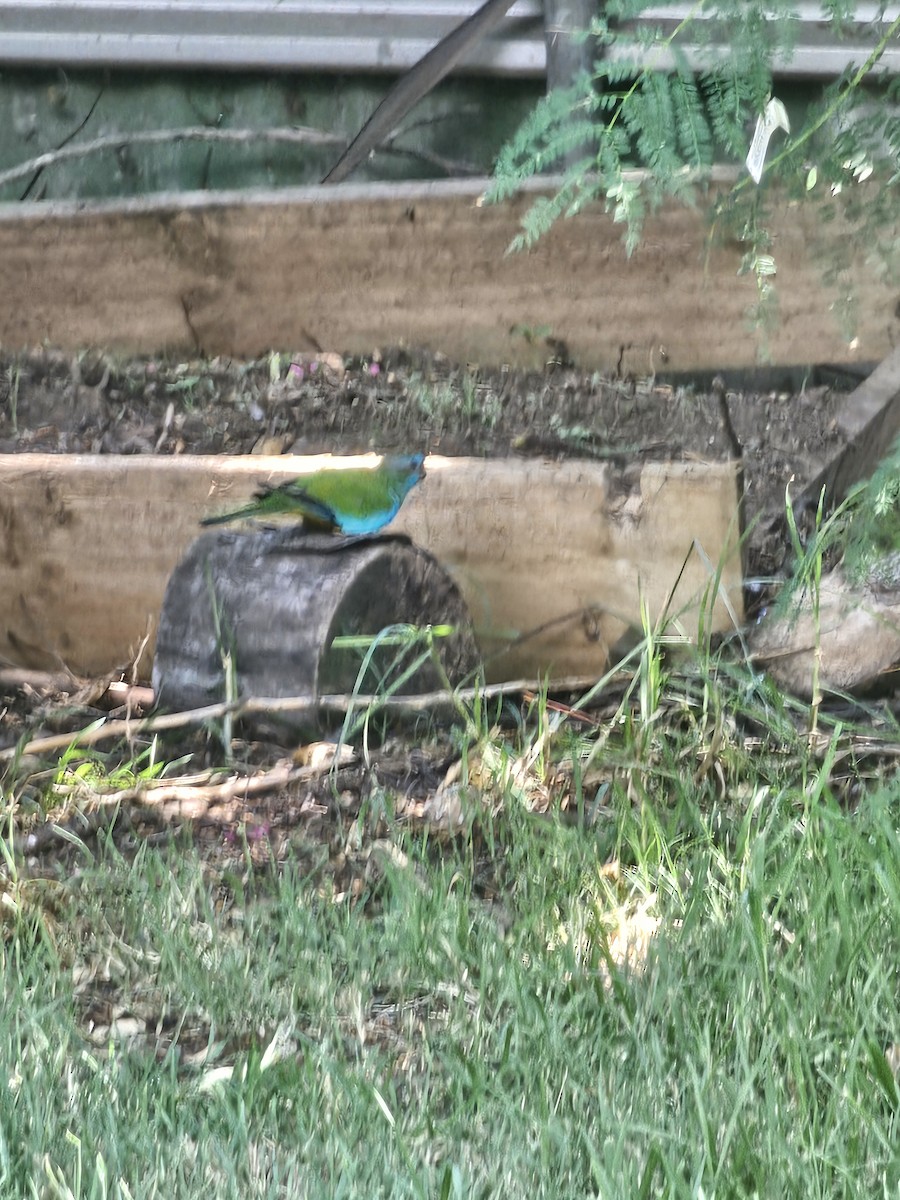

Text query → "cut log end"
[152,527,481,736]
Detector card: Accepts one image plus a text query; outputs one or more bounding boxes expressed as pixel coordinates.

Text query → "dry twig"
[14,760,334,855]
[0,126,342,191]
[0,677,602,763]
[0,123,480,194]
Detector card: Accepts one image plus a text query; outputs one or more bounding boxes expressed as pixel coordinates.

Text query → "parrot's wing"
[254,481,340,529]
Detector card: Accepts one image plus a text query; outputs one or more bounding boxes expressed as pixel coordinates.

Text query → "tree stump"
[153,528,480,736]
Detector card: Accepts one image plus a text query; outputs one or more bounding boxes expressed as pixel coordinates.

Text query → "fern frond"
[702,72,753,159]
[669,54,714,166]
[490,0,899,341]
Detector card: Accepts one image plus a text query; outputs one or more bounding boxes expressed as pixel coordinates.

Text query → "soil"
[0,343,853,587]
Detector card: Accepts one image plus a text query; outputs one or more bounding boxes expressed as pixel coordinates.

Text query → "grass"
[1,642,899,1198]
[406,370,502,435]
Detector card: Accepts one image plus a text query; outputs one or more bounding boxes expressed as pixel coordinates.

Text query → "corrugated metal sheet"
[610,3,900,76]
[0,1,896,77]
[0,1,547,75]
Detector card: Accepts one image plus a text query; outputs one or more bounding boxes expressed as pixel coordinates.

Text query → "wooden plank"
[0,177,894,372]
[798,344,900,509]
[0,453,742,684]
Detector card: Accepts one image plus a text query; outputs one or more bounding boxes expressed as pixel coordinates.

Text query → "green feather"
[201,454,425,534]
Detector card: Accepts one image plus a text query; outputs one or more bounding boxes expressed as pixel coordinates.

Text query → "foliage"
[844,435,900,580]
[817,433,900,585]
[489,0,900,325]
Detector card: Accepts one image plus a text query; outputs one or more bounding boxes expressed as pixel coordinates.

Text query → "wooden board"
[0,176,895,372]
[0,453,742,684]
[798,344,900,510]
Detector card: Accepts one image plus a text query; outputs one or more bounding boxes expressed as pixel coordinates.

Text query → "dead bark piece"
[321,0,518,185]
[749,563,900,697]
[152,529,481,736]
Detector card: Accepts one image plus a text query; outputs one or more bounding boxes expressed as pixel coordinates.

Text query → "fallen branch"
[0,667,82,692]
[322,0,517,183]
[15,760,334,855]
[0,123,479,193]
[0,676,603,763]
[68,760,323,809]
[0,126,342,190]
[0,668,154,709]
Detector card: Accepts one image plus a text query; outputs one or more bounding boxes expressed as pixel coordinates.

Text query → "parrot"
[201,453,426,535]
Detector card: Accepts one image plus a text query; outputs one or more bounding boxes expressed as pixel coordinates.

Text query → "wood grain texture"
[798,344,900,510]
[0,177,896,371]
[0,453,742,683]
[153,532,482,730]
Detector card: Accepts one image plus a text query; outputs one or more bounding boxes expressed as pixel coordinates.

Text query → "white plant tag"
[746,98,790,184]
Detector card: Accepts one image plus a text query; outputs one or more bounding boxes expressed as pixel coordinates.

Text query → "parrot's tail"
[200,506,253,526]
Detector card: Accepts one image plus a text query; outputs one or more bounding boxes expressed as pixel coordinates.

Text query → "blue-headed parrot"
[201,453,426,535]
